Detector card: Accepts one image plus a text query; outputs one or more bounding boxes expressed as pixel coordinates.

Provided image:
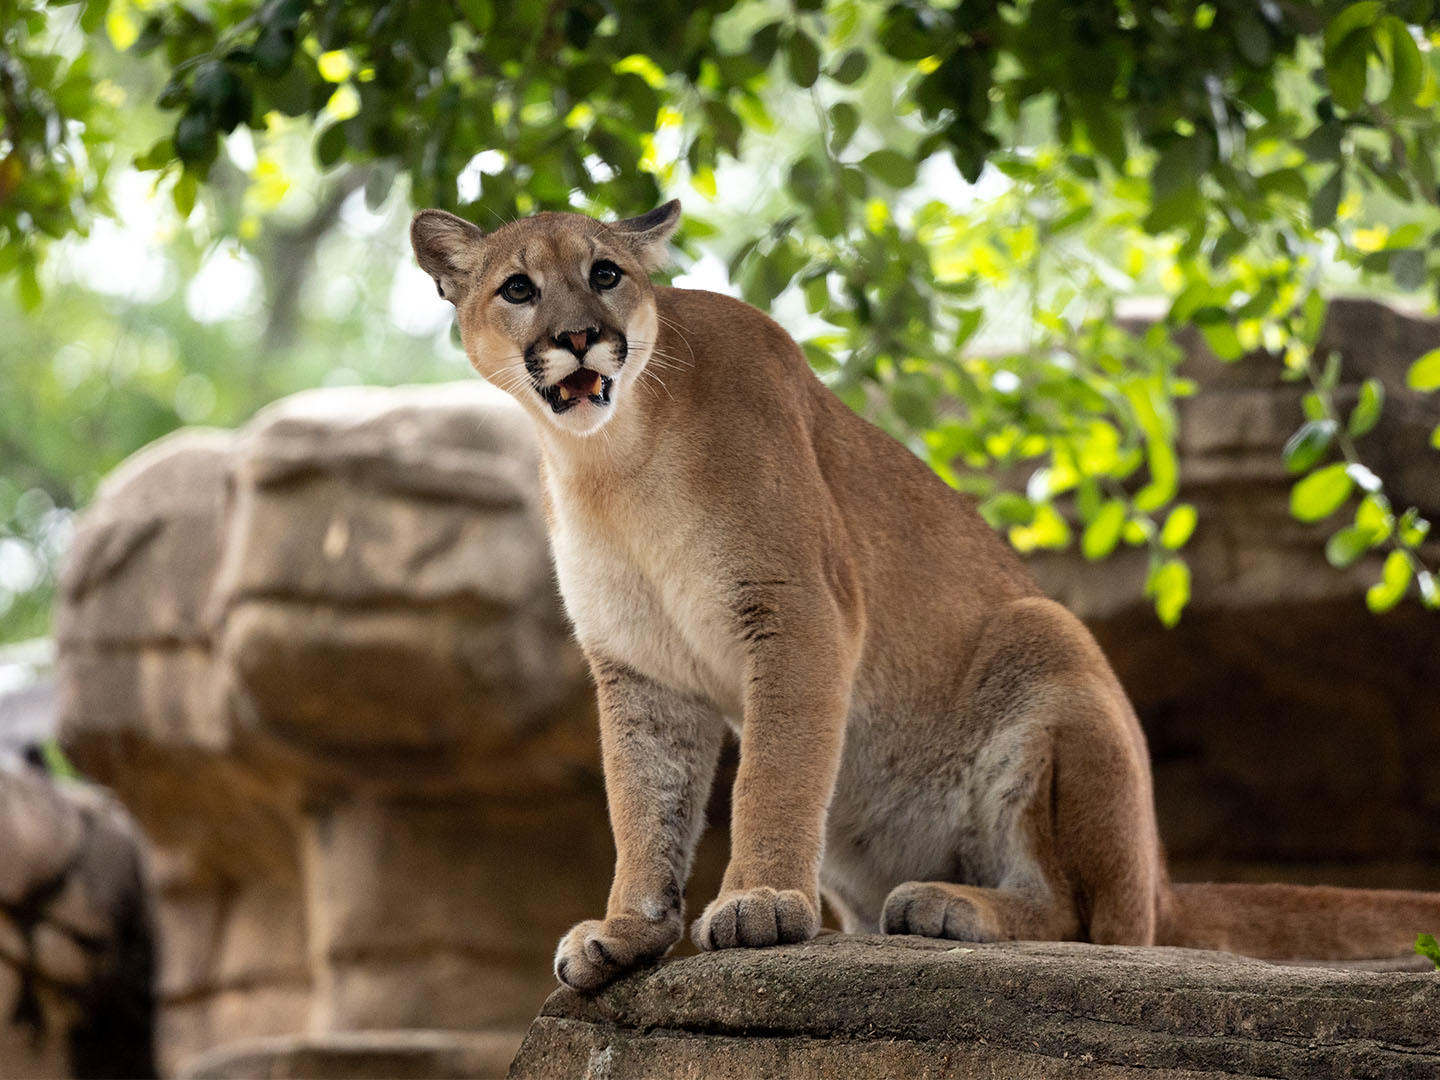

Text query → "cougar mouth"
[542,368,613,413]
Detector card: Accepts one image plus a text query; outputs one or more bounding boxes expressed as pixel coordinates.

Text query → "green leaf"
[172,170,197,218]
[1327,30,1373,111]
[953,307,983,350]
[1325,526,1375,568]
[1324,3,1382,110]
[1234,11,1271,67]
[1298,122,1344,163]
[829,103,860,153]
[1311,168,1343,229]
[1407,348,1440,391]
[1008,503,1071,552]
[786,29,821,89]
[1283,419,1337,474]
[174,109,217,166]
[981,492,1035,528]
[1320,351,1342,391]
[1365,549,1413,613]
[1416,933,1440,969]
[860,149,918,188]
[1256,167,1308,202]
[1382,16,1423,104]
[830,50,868,85]
[1324,2,1382,56]
[802,271,830,315]
[458,0,492,32]
[1291,462,1354,522]
[1148,558,1191,627]
[1160,504,1198,550]
[1082,499,1126,560]
[1133,440,1178,512]
[1201,322,1243,361]
[802,341,838,373]
[80,0,109,35]
[1432,423,1440,450]
[879,4,945,61]
[788,155,824,199]
[1356,493,1394,542]
[1348,378,1384,437]
[316,123,346,168]
[747,21,782,64]
[1398,508,1431,547]
[254,24,297,76]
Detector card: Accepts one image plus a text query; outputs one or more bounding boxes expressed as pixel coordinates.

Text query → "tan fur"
[411,203,1440,992]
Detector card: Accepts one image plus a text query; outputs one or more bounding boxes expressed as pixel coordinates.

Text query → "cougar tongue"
[558,369,602,400]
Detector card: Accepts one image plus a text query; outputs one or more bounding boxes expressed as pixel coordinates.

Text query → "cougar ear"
[609,199,681,272]
[410,209,486,303]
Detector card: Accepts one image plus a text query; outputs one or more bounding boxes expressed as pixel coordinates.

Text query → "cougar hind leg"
[880,725,1079,942]
[881,597,1164,947]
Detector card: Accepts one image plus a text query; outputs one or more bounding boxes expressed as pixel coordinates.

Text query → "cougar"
[410,199,1440,991]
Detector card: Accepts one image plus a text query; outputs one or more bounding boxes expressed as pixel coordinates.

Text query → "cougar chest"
[546,482,745,713]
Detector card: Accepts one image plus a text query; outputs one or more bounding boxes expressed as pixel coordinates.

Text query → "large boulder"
[509,935,1440,1080]
[54,384,611,1077]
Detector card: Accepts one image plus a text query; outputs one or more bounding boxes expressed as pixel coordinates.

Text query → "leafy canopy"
[4,0,1440,626]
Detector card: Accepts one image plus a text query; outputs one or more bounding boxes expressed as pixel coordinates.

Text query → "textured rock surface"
[54,384,612,1077]
[0,762,155,1078]
[509,935,1440,1080]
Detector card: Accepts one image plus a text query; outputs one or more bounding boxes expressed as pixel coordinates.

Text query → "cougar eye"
[590,261,622,290]
[499,275,536,304]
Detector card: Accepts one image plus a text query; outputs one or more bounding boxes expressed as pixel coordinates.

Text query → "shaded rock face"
[509,935,1440,1080]
[1029,297,1440,889]
[54,385,614,1076]
[0,763,156,1079]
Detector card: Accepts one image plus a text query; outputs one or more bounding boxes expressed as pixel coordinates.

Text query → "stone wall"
[54,384,613,1077]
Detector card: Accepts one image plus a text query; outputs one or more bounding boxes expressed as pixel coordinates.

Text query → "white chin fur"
[541,399,616,437]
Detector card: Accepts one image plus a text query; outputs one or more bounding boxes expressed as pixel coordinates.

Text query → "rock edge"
[508,934,1440,1079]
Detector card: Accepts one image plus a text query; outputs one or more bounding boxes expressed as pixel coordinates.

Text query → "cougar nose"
[557,328,599,358]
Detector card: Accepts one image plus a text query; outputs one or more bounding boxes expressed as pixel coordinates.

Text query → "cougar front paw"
[881,882,997,940]
[554,912,681,991]
[691,886,819,950]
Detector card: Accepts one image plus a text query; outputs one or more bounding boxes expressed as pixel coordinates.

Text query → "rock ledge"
[508,934,1439,1079]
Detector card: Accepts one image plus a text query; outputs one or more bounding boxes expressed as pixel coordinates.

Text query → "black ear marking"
[608,200,682,271]
[612,200,682,237]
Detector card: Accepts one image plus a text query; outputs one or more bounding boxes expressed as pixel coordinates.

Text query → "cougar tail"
[1158,882,1440,962]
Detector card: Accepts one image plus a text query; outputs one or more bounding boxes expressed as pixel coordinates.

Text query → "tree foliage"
[4,0,1440,632]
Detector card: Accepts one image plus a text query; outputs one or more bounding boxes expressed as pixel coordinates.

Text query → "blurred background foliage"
[2,0,1440,643]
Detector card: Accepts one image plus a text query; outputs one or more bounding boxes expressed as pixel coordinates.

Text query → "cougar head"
[410,201,680,437]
